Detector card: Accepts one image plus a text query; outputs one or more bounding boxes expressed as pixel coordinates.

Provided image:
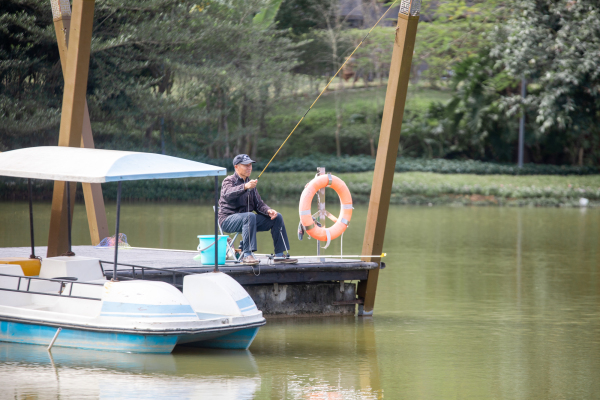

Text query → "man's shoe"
[241,254,260,265]
[274,256,298,264]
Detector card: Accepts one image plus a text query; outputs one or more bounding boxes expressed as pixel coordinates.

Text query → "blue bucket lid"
[197,235,228,238]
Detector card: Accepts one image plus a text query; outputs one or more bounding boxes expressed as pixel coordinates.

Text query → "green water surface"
[0,202,599,399]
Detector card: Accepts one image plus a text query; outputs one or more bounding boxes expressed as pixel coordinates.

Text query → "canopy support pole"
[214,176,219,272]
[66,182,73,255]
[27,179,36,259]
[113,182,122,281]
[358,6,420,316]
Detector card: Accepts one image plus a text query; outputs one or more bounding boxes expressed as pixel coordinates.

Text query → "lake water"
[0,202,599,399]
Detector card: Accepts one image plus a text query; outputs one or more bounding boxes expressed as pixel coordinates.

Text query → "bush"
[249,155,599,175]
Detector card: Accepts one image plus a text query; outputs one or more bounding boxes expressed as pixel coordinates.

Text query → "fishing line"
[257,0,401,179]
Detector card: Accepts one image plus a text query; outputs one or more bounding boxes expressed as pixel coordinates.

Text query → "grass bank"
[3,172,598,207]
[257,172,600,207]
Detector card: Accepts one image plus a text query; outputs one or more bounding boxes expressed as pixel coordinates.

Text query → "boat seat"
[0,257,41,276]
[40,256,104,282]
[0,264,32,307]
[0,264,26,288]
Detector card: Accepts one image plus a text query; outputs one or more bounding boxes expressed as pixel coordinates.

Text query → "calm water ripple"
[0,202,599,399]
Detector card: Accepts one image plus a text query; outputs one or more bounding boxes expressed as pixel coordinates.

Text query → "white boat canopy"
[0,146,226,183]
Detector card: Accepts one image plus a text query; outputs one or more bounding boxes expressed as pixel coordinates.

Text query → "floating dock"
[0,246,381,317]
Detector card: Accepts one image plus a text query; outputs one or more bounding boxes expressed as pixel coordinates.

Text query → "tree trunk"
[235,96,247,155]
[314,67,320,96]
[335,112,342,157]
[253,122,260,160]
[144,119,156,149]
[578,146,584,166]
[334,79,343,157]
[156,66,173,149]
[217,90,230,159]
[254,86,268,160]
[369,136,375,158]
[223,114,230,159]
[170,120,176,145]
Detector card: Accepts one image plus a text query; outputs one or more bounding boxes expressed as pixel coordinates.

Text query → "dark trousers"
[221,212,290,255]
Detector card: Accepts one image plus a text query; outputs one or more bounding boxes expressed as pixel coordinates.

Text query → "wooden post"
[357,1,421,315]
[47,0,98,257]
[50,0,109,248]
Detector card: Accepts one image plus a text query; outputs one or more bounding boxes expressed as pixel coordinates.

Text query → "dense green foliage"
[412,0,508,87]
[0,0,60,149]
[85,153,596,175]
[492,0,600,166]
[1,0,599,169]
[250,155,599,175]
[3,170,598,207]
[1,0,298,159]
[416,0,600,166]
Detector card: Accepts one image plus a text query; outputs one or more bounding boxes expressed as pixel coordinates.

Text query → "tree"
[0,0,60,150]
[0,0,299,161]
[491,0,600,165]
[413,0,508,87]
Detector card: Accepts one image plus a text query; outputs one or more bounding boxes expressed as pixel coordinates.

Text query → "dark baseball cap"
[233,154,256,166]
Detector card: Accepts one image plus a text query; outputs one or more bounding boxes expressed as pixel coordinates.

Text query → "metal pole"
[317,167,326,262]
[518,76,526,168]
[214,176,219,272]
[113,181,121,281]
[66,182,72,254]
[28,179,36,259]
[47,327,62,351]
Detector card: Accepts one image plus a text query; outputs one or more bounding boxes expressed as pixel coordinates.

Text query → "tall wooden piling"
[48,0,105,257]
[358,0,421,315]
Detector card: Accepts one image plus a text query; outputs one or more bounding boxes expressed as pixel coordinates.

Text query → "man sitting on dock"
[219,154,297,265]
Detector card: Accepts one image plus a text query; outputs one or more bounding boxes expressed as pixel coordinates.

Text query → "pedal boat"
[0,147,265,353]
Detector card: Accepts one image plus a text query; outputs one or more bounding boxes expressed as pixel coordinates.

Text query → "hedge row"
[2,175,598,205]
[0,178,217,202]
[198,155,599,175]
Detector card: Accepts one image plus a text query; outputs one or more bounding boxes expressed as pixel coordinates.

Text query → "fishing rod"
[257,0,401,179]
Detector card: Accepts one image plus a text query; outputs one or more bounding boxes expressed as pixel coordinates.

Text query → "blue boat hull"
[0,321,178,353]
[179,327,260,350]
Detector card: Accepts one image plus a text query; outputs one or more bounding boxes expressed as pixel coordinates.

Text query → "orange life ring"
[299,173,352,246]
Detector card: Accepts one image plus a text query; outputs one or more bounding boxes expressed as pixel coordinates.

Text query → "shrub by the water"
[243,155,598,175]
[2,168,599,208]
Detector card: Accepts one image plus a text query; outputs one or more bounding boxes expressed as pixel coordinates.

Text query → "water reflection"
[0,343,260,399]
[1,203,599,398]
[250,316,382,399]
[0,319,383,400]
[516,209,522,306]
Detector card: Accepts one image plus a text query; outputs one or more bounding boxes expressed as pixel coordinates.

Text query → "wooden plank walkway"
[0,246,380,286]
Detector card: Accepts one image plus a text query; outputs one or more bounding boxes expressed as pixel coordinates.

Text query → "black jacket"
[218,172,271,225]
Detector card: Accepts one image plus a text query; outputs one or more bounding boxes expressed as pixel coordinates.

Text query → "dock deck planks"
[0,246,380,285]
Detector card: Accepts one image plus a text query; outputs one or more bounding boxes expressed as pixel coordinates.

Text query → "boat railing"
[0,273,103,301]
[99,261,194,289]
